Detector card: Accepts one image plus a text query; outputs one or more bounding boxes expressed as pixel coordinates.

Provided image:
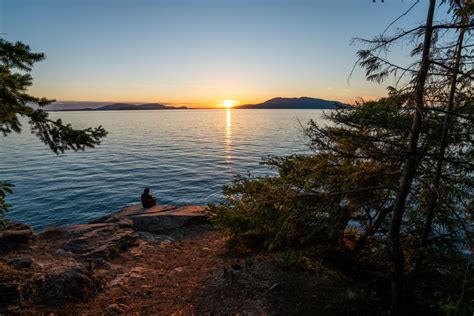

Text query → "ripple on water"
[0,109,327,230]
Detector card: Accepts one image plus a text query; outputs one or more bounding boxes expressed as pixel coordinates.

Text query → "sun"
[223,100,236,108]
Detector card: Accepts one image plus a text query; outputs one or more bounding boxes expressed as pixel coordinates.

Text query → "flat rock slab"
[91,205,208,234]
[59,224,138,263]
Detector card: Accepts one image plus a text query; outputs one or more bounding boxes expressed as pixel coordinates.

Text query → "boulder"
[59,224,138,264]
[105,303,129,315]
[34,265,102,305]
[0,224,35,253]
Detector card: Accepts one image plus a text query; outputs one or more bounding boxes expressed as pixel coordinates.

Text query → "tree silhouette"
[0,39,107,226]
[210,1,473,313]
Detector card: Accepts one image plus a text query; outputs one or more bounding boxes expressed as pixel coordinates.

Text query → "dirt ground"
[26,224,373,315]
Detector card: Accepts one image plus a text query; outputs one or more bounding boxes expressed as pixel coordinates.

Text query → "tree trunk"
[387,0,436,314]
[416,13,467,270]
[354,205,392,252]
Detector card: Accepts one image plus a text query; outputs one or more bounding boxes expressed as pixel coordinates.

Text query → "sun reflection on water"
[225,108,232,164]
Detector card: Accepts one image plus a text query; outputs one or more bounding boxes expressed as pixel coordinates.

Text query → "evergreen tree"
[210,1,473,313]
[0,39,107,226]
[355,1,472,312]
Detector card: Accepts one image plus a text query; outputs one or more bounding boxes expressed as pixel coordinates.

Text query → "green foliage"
[210,95,474,311]
[209,151,360,250]
[211,97,473,252]
[277,251,325,272]
[210,98,429,246]
[212,1,473,313]
[0,38,108,224]
[0,39,107,153]
[439,299,474,316]
[0,182,14,227]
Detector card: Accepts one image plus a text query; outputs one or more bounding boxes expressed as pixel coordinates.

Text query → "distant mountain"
[97,103,138,110]
[95,103,187,110]
[46,103,189,111]
[235,97,347,109]
[43,101,111,111]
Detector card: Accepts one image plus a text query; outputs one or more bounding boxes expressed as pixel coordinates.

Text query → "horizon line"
[45,95,352,108]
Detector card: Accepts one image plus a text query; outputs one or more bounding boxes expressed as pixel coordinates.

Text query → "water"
[0,109,326,230]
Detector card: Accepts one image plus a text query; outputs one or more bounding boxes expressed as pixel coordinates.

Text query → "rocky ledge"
[0,205,208,312]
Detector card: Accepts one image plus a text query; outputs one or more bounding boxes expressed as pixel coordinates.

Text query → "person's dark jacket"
[141,193,156,208]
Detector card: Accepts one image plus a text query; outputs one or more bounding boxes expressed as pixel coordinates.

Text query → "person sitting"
[141,187,157,208]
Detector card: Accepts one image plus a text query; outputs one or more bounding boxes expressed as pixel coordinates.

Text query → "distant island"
[48,103,188,111]
[45,97,348,111]
[235,97,347,109]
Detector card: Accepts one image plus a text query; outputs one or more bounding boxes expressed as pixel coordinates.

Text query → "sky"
[0,0,450,108]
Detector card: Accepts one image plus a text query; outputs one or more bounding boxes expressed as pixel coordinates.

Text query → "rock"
[35,266,102,305]
[138,232,175,244]
[117,218,133,229]
[93,205,209,234]
[60,224,138,264]
[0,204,208,311]
[6,256,33,269]
[105,303,128,315]
[128,206,208,233]
[0,224,35,253]
[0,281,20,309]
[41,226,65,239]
[89,205,174,224]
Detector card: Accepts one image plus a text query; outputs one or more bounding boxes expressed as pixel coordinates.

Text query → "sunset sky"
[1,0,446,108]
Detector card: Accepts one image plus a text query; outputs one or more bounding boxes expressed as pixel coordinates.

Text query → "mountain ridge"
[235,97,347,109]
[95,103,187,110]
[44,97,348,111]
[46,103,189,111]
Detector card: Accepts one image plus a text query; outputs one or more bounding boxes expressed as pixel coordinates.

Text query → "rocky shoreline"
[0,205,208,312]
[1,204,372,315]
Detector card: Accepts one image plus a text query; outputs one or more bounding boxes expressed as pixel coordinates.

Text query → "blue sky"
[0,0,449,107]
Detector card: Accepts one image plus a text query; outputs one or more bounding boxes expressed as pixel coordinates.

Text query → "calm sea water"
[0,109,326,230]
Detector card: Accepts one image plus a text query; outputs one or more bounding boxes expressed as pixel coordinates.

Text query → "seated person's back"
[141,188,156,208]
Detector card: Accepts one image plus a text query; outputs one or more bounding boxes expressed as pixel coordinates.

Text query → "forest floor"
[28,223,371,315]
[1,205,376,315]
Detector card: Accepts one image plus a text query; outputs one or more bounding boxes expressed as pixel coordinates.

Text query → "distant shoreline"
[46,108,195,112]
[43,97,349,111]
[45,108,335,112]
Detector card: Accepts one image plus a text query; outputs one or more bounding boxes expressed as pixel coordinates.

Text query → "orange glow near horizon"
[37,92,384,109]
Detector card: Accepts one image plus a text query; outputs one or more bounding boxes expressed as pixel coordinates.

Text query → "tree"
[0,39,107,226]
[415,0,471,270]
[354,1,473,312]
[210,1,473,313]
[387,1,436,312]
[210,94,473,312]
